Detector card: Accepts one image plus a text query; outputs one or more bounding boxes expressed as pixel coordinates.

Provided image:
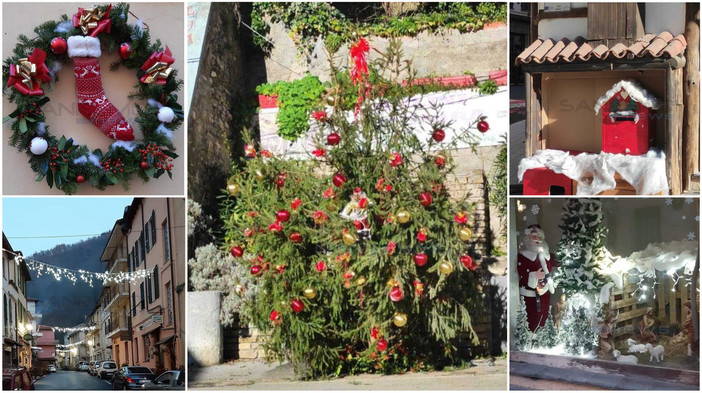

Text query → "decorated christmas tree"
[218,39,490,378]
[514,296,532,351]
[534,306,558,348]
[560,305,597,356]
[553,199,609,295]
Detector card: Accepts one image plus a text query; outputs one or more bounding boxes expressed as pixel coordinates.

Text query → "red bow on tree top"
[349,38,370,85]
[7,49,51,96]
[73,5,112,37]
[140,47,175,85]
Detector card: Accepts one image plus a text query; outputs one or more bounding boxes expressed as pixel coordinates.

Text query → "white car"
[97,360,117,379]
[79,362,89,372]
[47,365,56,373]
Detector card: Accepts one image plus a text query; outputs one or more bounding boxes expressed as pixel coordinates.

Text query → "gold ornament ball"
[254,169,265,180]
[226,183,240,196]
[355,276,367,286]
[343,231,357,245]
[393,312,408,327]
[396,210,411,224]
[438,261,454,274]
[303,288,317,299]
[326,95,336,106]
[458,227,473,242]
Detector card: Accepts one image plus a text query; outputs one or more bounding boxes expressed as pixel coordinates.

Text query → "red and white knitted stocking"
[67,36,134,141]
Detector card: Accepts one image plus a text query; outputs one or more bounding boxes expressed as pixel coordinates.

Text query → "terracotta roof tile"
[516,32,687,65]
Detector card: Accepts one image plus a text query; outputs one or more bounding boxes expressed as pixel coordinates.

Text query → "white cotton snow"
[111,140,138,152]
[594,80,662,114]
[156,124,174,140]
[54,20,74,34]
[518,149,668,195]
[35,122,46,136]
[88,153,101,168]
[627,240,698,276]
[73,156,88,165]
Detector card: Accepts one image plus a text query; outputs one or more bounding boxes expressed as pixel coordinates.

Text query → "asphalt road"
[34,370,112,390]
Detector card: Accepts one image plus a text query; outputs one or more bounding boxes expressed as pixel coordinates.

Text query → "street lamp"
[87,339,94,346]
[24,323,33,332]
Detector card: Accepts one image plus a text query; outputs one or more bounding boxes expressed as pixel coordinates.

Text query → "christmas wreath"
[2,3,183,194]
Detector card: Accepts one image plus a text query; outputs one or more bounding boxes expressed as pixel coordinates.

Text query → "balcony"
[103,258,128,286]
[103,282,129,312]
[104,315,130,340]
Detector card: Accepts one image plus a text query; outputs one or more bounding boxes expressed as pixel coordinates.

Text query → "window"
[147,276,153,304]
[143,335,151,362]
[145,222,150,253]
[139,234,145,262]
[150,211,157,247]
[139,283,145,310]
[153,267,160,300]
[166,283,173,325]
[131,293,136,316]
[127,252,131,272]
[163,219,171,262]
[134,242,140,267]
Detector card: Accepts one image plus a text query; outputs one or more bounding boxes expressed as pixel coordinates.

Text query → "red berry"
[376,339,388,352]
[289,232,303,243]
[477,120,490,133]
[276,210,291,223]
[290,299,304,313]
[231,246,244,258]
[414,253,428,267]
[327,133,341,146]
[76,175,85,184]
[418,192,433,207]
[140,161,149,169]
[432,128,445,142]
[332,172,346,188]
[250,265,263,275]
[435,156,445,167]
[315,261,327,272]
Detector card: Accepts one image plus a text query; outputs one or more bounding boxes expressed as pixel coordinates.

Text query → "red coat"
[518,252,555,331]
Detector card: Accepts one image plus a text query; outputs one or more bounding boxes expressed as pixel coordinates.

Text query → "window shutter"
[154,266,160,300]
[145,223,150,253]
[140,283,145,310]
[148,277,153,304]
[151,211,157,246]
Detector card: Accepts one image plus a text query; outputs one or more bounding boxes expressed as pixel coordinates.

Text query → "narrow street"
[34,370,112,390]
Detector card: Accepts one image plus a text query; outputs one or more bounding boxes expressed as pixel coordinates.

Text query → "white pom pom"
[30,137,48,155]
[157,107,175,123]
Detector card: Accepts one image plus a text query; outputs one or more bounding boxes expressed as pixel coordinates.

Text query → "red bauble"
[418,192,433,207]
[414,253,428,267]
[435,156,445,167]
[276,178,285,188]
[460,255,477,271]
[327,132,341,146]
[352,220,364,231]
[76,175,86,184]
[250,265,263,275]
[291,299,304,313]
[276,210,291,223]
[332,172,347,187]
[315,260,327,272]
[432,128,445,142]
[289,232,303,243]
[119,43,132,60]
[231,246,244,258]
[389,286,404,302]
[140,161,149,169]
[50,37,67,55]
[477,120,490,133]
[376,338,388,352]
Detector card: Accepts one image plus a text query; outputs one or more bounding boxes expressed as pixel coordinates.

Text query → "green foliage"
[477,80,498,95]
[534,306,558,348]
[218,40,489,379]
[251,2,507,58]
[3,3,182,194]
[488,139,506,241]
[553,199,609,295]
[256,75,326,141]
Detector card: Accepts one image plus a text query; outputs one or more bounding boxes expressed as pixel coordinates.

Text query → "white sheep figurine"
[626,338,648,353]
[613,350,638,364]
[646,343,664,363]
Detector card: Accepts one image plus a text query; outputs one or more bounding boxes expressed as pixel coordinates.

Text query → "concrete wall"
[187,291,223,367]
[263,21,508,83]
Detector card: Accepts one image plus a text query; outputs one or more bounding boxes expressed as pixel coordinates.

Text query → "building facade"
[2,233,33,368]
[65,327,88,369]
[123,198,185,372]
[35,325,56,372]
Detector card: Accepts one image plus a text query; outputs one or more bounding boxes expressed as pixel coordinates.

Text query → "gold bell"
[438,261,454,275]
[303,288,317,299]
[342,231,357,245]
[458,227,473,242]
[393,312,408,327]
[396,210,410,224]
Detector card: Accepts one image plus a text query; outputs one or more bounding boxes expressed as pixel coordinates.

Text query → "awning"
[4,338,20,346]
[155,335,175,346]
[516,32,686,66]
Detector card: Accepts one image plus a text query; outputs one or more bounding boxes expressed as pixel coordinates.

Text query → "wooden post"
[665,67,684,194]
[683,3,700,192]
[525,73,542,157]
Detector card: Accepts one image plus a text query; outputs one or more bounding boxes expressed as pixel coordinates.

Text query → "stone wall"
[187,291,223,367]
[263,22,507,83]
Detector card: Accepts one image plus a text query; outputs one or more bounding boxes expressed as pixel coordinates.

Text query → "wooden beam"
[539,8,588,20]
[666,67,684,194]
[530,3,539,41]
[521,57,681,73]
[525,73,542,157]
[683,3,700,192]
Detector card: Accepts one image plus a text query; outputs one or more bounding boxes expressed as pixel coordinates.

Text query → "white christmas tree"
[535,306,558,348]
[514,296,532,351]
[561,305,597,356]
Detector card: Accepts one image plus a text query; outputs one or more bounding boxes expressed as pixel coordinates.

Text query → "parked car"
[111,367,156,390]
[89,362,101,376]
[47,365,56,373]
[98,361,118,379]
[3,367,34,390]
[77,362,89,372]
[141,370,184,390]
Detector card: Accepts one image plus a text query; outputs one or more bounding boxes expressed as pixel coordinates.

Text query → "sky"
[2,197,133,256]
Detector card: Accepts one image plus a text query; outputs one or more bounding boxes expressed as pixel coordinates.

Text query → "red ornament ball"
[389,286,404,302]
[477,120,490,133]
[435,156,445,167]
[119,43,132,60]
[276,210,291,223]
[250,265,263,275]
[460,255,477,271]
[376,338,388,352]
[50,37,67,55]
[418,192,433,207]
[291,299,304,313]
[76,175,86,184]
[315,260,327,272]
[289,232,303,243]
[231,246,244,258]
[332,172,347,187]
[140,161,149,169]
[327,132,341,146]
[432,128,445,142]
[414,253,428,267]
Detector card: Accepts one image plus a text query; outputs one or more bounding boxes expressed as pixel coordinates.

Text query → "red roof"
[516,32,687,65]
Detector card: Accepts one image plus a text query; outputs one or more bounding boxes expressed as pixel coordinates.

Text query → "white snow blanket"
[627,240,698,277]
[594,80,662,114]
[517,149,668,195]
[260,87,509,159]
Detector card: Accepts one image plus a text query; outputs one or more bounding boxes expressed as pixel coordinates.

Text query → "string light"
[5,249,153,286]
[51,326,95,333]
[57,340,85,349]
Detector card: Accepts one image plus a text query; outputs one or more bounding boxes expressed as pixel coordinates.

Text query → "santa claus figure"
[518,224,557,331]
